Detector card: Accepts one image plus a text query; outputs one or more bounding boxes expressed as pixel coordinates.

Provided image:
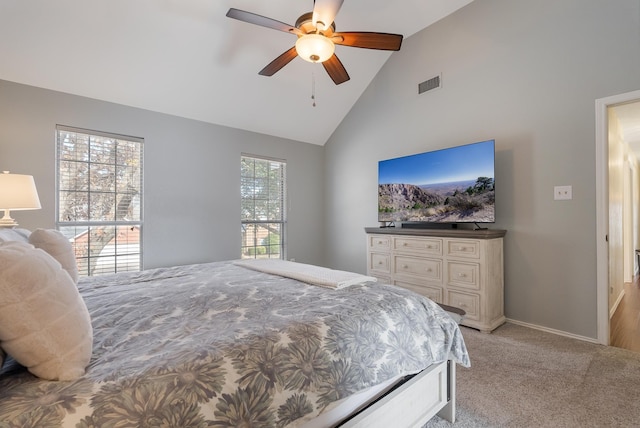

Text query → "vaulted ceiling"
[0,0,473,145]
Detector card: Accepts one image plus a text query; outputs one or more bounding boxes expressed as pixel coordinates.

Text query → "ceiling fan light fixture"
[295,34,335,63]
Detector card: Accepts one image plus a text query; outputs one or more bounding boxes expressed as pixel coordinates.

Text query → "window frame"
[240,153,287,260]
[55,125,144,276]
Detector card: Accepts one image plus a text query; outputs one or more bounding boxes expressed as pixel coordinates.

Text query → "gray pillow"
[0,228,31,244]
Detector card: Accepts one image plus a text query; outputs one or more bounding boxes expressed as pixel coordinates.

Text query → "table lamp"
[0,171,41,228]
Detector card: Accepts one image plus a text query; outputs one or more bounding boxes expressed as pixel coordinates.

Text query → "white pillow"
[29,228,79,284]
[0,241,93,381]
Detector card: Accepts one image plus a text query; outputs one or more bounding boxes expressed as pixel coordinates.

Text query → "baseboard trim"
[504,319,600,345]
[609,288,625,319]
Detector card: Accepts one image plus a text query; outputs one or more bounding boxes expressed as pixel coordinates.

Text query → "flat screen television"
[378,140,495,225]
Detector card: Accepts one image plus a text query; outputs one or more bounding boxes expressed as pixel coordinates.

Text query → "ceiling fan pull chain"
[311,72,316,107]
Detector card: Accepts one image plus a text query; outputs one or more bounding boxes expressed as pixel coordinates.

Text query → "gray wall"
[0,80,325,269]
[3,0,639,341]
[324,0,640,339]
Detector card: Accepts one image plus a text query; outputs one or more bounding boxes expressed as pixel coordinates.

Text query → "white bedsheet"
[234,259,377,289]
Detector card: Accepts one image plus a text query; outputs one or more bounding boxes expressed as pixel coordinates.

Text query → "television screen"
[378,140,495,224]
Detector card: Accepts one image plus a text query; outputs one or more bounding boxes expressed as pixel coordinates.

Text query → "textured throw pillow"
[29,228,79,284]
[0,241,93,381]
[0,348,4,370]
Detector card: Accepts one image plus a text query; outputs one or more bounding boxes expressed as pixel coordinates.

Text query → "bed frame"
[340,359,456,427]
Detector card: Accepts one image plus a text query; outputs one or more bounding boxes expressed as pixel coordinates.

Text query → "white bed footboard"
[340,360,456,428]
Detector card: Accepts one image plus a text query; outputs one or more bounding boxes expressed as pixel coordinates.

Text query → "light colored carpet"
[424,323,640,427]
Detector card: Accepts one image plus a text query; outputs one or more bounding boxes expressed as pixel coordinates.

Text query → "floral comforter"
[0,261,469,427]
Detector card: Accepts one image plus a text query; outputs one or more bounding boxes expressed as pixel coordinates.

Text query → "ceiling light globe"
[295,34,335,63]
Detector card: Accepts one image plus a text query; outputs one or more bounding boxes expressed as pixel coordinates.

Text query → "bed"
[0,229,469,428]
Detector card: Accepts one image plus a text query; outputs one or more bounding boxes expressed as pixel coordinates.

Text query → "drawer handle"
[426,268,432,272]
[378,240,383,244]
[403,242,408,246]
[426,245,432,248]
[458,302,468,308]
[378,261,384,265]
[402,264,408,269]
[458,273,466,278]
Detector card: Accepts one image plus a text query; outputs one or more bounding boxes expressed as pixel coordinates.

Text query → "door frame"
[595,89,640,345]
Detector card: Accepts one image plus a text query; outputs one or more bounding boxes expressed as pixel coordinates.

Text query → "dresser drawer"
[394,237,442,256]
[393,255,442,282]
[369,252,390,274]
[447,290,480,321]
[369,235,391,251]
[395,280,443,303]
[446,239,480,259]
[447,261,480,290]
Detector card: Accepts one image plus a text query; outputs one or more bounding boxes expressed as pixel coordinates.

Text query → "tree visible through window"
[56,125,143,276]
[241,155,286,259]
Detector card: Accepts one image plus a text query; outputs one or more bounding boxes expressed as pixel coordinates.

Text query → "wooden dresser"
[365,227,506,333]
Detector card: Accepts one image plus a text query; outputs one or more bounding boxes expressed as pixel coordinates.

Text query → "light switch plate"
[554,185,572,200]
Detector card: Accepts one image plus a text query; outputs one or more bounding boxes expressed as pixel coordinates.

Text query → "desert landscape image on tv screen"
[378,140,495,223]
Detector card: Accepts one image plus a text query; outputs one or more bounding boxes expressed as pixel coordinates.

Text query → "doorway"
[596,89,640,348]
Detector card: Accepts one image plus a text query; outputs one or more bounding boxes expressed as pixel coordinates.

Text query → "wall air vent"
[418,74,441,94]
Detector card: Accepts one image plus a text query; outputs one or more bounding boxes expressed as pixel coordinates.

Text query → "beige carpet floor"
[424,323,640,427]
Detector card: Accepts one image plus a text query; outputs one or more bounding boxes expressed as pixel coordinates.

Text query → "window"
[241,155,286,259]
[56,125,143,276]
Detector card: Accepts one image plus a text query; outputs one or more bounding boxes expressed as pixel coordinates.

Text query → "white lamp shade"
[0,172,41,210]
[295,34,335,63]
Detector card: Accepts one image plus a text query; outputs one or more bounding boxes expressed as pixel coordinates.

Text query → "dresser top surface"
[365,227,506,239]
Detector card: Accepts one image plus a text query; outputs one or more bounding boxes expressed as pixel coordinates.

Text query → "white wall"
[0,80,326,269]
[608,105,640,312]
[623,151,634,284]
[323,0,640,339]
[635,158,640,277]
[609,108,626,315]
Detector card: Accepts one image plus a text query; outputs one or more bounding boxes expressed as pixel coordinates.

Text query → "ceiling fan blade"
[323,54,350,85]
[259,47,299,76]
[333,32,403,51]
[312,0,344,31]
[226,8,302,36]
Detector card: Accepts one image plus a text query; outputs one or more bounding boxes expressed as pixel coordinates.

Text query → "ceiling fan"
[226,0,403,85]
